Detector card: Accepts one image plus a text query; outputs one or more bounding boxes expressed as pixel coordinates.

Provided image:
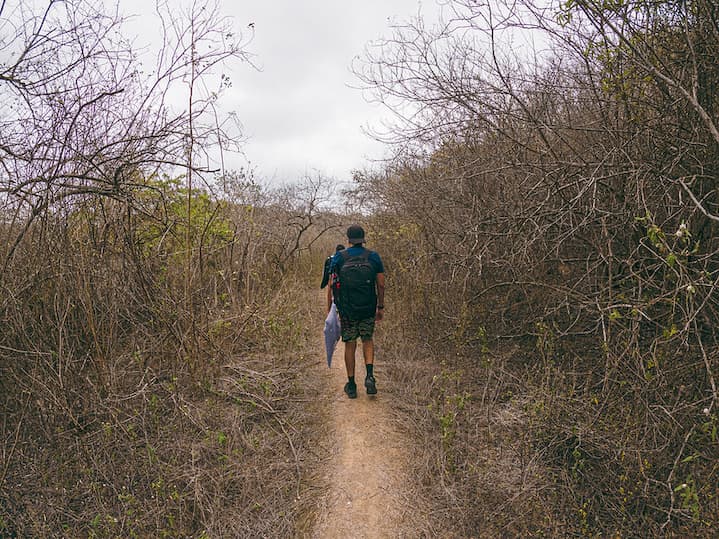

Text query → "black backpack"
[320,255,332,289]
[336,249,377,319]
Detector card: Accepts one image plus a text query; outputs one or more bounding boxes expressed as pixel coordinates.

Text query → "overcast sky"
[123,0,444,186]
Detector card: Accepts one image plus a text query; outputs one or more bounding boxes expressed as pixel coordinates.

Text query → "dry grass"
[376,306,719,537]
[0,278,329,538]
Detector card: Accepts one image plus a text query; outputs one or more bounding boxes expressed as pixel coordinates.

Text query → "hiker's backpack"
[336,249,377,319]
[320,255,333,289]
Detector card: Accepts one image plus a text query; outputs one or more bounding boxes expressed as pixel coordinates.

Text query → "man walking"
[329,225,385,398]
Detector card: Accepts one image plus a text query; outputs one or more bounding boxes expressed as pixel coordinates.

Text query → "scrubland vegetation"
[352,0,719,536]
[0,1,338,536]
[2,0,719,537]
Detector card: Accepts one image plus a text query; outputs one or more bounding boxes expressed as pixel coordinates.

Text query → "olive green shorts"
[339,315,376,342]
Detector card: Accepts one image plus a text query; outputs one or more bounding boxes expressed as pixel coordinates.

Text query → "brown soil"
[309,330,426,538]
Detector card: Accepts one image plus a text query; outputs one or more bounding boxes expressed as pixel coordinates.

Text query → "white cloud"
[120,0,442,184]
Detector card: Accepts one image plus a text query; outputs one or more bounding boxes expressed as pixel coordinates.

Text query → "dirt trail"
[310,328,422,538]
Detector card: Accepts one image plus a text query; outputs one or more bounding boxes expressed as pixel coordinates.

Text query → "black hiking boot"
[364,374,377,395]
[344,381,357,399]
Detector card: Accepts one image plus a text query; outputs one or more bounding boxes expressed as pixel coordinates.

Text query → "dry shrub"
[364,165,719,536]
[0,181,335,537]
[352,1,719,535]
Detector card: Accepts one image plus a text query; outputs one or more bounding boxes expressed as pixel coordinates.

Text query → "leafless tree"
[0,0,252,273]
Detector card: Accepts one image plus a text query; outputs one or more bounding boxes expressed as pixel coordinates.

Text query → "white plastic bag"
[323,303,341,367]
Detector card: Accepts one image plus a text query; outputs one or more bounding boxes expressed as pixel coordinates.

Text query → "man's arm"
[327,255,338,313]
[375,272,385,321]
[327,277,333,313]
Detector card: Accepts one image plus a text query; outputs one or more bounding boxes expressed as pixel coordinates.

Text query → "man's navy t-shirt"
[330,245,385,275]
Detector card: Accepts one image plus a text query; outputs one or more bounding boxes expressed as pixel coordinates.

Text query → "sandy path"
[310,333,420,538]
